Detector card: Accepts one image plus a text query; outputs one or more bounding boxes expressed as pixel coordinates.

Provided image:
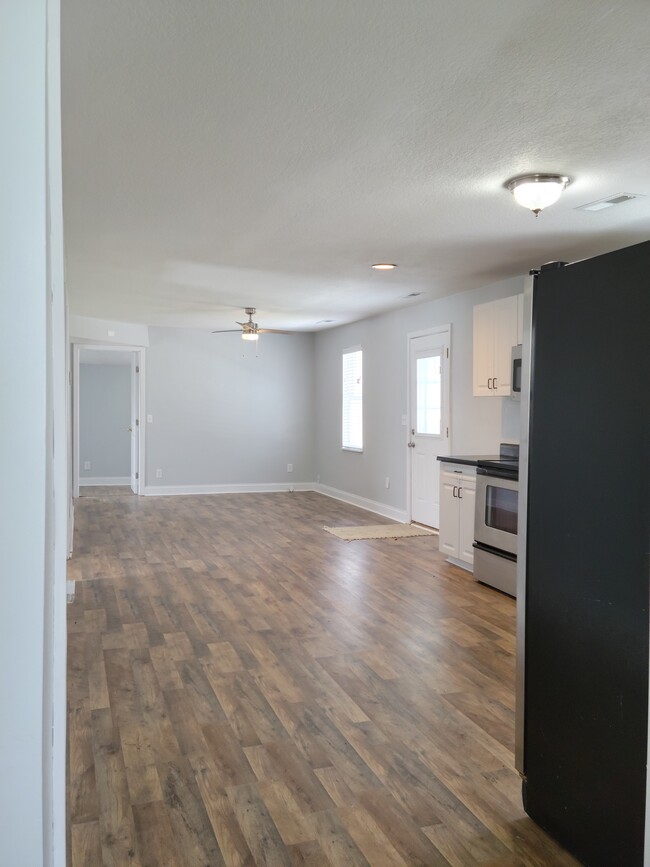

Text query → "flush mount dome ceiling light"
[505,173,571,216]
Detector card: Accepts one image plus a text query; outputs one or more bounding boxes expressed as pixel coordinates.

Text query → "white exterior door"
[409,329,450,527]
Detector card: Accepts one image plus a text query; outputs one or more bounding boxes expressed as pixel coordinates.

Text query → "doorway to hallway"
[72,344,145,498]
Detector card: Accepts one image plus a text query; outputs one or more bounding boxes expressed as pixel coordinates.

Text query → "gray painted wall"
[313,275,524,512]
[0,3,65,864]
[80,364,131,479]
[145,328,315,486]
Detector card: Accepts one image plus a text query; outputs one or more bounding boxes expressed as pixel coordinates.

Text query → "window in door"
[342,348,363,451]
[416,352,442,435]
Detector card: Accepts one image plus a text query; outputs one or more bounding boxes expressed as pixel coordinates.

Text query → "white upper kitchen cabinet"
[473,295,520,396]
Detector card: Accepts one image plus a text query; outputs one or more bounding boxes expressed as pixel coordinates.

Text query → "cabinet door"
[473,301,495,396]
[439,472,460,558]
[493,295,519,395]
[458,478,476,564]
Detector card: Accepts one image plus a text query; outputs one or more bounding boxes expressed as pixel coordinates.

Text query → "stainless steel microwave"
[511,344,522,399]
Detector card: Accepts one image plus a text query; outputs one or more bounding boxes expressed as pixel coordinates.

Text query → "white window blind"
[342,348,363,450]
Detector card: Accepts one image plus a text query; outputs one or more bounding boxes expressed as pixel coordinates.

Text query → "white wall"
[145,328,315,489]
[0,2,66,865]
[70,313,149,346]
[80,364,131,479]
[314,275,524,513]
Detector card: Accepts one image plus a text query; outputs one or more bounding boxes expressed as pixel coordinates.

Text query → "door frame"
[72,342,146,498]
[406,325,451,524]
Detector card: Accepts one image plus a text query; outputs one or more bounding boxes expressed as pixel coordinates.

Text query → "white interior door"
[409,330,450,527]
[130,353,140,493]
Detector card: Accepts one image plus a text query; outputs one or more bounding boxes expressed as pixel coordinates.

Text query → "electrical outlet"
[287,463,293,473]
[316,474,320,484]
[385,476,390,489]
[147,414,153,423]
[84,461,91,470]
[401,414,407,426]
[107,329,115,337]
[155,468,163,479]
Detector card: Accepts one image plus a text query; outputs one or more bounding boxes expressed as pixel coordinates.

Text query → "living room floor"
[66,490,578,866]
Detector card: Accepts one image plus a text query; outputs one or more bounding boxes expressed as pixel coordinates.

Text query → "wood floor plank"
[227,783,294,867]
[70,819,102,867]
[67,490,581,867]
[132,800,184,866]
[90,707,141,866]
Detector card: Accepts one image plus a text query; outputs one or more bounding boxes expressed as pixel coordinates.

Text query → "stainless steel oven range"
[473,445,519,597]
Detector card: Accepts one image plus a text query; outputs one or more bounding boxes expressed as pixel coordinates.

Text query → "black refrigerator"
[517,241,650,866]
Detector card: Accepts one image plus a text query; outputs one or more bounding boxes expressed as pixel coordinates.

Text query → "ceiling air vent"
[575,193,643,212]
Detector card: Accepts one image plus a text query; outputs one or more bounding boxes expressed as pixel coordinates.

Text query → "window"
[342,348,363,450]
[415,352,442,435]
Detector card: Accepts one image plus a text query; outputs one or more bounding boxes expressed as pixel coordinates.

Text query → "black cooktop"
[477,455,519,473]
[478,443,519,476]
[438,443,519,475]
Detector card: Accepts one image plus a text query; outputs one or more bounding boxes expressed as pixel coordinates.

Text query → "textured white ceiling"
[62,0,650,331]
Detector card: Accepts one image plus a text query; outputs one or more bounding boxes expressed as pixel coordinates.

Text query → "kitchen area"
[441,243,650,867]
[437,290,523,597]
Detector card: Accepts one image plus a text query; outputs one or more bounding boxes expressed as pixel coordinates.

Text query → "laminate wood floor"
[67,491,579,867]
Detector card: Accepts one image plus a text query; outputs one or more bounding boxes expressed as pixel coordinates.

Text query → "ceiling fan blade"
[211,328,242,333]
[257,328,296,335]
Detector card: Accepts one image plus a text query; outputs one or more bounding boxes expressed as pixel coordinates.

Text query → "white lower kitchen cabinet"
[439,465,476,571]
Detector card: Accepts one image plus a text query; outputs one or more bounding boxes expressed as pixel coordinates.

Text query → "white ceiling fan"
[211,307,295,341]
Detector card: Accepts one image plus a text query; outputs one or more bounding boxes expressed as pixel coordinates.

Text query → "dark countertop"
[437,454,501,467]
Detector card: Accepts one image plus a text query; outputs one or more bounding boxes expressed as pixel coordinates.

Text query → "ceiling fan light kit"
[505,173,571,216]
[212,307,295,339]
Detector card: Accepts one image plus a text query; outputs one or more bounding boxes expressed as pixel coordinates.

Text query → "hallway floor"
[67,490,578,866]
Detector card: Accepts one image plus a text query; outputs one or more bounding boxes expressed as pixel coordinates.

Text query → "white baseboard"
[314,484,408,523]
[143,482,314,497]
[79,476,131,486]
[141,481,408,524]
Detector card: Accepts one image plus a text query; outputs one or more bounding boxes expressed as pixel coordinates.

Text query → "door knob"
[408,442,415,448]
[127,427,133,432]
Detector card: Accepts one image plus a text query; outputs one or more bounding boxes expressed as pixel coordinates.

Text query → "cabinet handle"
[487,377,493,390]
[458,486,463,499]
[493,377,497,390]
[452,485,458,498]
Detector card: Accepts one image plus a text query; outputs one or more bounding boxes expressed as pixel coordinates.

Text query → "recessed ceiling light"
[505,173,571,216]
[372,263,396,270]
